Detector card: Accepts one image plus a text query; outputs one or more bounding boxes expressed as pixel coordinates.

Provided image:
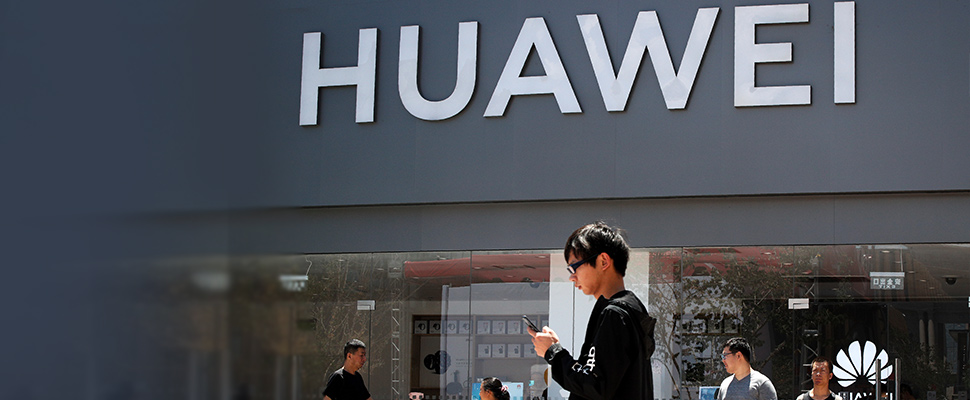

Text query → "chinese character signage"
[869,272,905,290]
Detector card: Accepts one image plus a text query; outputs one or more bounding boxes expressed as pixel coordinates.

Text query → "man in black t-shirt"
[323,339,373,400]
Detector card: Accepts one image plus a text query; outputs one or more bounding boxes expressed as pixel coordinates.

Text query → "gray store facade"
[73,1,970,400]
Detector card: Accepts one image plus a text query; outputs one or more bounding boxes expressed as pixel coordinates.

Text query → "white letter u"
[399,22,478,121]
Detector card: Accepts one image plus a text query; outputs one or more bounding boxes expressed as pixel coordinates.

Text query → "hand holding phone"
[522,315,540,333]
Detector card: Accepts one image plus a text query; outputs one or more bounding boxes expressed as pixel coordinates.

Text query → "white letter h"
[300,29,378,126]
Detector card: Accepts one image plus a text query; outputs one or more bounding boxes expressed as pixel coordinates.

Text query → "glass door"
[791,245,970,400]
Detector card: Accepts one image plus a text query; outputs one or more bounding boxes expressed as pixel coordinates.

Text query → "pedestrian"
[323,339,374,400]
[480,377,511,400]
[795,357,842,400]
[528,221,657,400]
[716,337,777,400]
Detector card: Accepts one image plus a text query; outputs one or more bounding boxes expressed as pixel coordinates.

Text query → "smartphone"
[522,315,540,333]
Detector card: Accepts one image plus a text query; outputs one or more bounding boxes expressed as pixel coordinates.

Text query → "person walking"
[529,221,656,400]
[480,377,512,400]
[323,339,374,400]
[716,337,777,400]
[795,357,842,400]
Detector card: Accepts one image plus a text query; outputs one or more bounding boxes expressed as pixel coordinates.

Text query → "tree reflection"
[649,248,796,399]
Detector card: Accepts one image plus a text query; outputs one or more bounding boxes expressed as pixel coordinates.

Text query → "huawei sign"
[833,341,893,387]
[299,2,858,126]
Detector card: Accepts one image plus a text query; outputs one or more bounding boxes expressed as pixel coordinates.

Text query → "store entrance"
[790,246,970,400]
[793,300,969,400]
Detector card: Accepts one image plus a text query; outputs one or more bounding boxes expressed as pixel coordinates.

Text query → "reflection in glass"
[109,244,969,400]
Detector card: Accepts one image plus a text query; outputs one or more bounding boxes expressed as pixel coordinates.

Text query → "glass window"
[118,244,969,400]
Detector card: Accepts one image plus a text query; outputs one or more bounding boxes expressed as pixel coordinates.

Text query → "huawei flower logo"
[833,341,893,387]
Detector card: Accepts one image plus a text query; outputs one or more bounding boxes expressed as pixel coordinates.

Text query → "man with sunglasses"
[716,337,777,400]
[528,222,656,400]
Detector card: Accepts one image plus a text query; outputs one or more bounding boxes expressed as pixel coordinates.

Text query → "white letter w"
[578,8,718,111]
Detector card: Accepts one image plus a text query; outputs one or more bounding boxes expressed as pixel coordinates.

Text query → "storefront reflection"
[115,245,968,400]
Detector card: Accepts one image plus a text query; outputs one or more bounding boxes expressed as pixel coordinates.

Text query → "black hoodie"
[543,290,656,400]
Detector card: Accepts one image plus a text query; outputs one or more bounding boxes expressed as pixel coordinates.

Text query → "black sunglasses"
[566,254,600,274]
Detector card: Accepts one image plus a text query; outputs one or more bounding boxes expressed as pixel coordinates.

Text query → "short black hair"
[564,221,631,276]
[344,339,366,358]
[724,337,752,363]
[811,356,832,374]
[482,377,511,400]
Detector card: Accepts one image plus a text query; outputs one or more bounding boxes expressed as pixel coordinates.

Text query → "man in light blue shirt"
[716,337,777,400]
